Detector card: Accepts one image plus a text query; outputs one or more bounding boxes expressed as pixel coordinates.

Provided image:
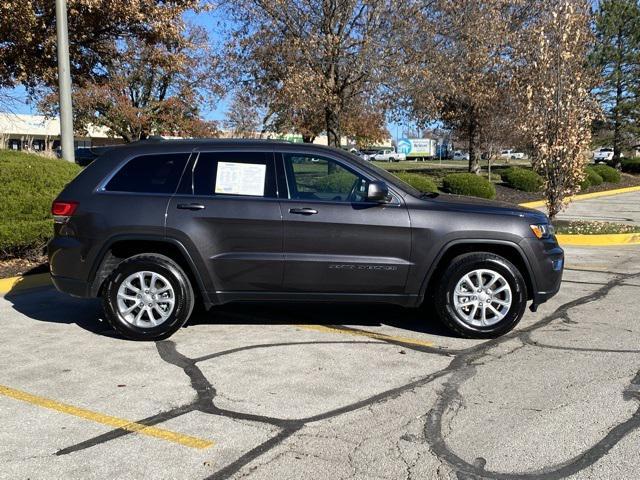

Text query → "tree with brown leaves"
[397,0,529,173]
[40,28,221,142]
[221,0,396,147]
[0,0,204,90]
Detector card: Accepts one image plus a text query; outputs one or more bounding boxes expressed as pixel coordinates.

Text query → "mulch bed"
[494,172,640,205]
[0,256,48,278]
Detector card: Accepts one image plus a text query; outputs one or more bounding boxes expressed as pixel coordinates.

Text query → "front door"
[166,149,283,294]
[279,151,411,294]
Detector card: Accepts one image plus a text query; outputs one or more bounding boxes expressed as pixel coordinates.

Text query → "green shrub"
[591,164,621,183]
[580,167,603,190]
[621,158,640,174]
[394,172,438,193]
[442,173,496,199]
[0,151,81,258]
[499,167,543,192]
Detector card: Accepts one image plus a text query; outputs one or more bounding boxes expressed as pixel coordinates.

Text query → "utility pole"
[56,0,75,163]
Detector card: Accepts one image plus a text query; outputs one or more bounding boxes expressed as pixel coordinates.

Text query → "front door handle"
[177,203,206,211]
[289,207,318,215]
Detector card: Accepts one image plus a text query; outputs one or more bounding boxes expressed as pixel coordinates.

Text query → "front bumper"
[519,236,564,310]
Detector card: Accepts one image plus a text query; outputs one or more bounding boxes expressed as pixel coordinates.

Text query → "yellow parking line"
[297,324,434,347]
[0,384,214,450]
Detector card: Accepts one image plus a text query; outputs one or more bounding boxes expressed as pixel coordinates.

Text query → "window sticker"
[215,162,266,196]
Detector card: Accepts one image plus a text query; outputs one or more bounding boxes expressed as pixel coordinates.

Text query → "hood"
[424,193,549,222]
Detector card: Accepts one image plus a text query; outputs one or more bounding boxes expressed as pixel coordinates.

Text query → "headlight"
[530,223,555,239]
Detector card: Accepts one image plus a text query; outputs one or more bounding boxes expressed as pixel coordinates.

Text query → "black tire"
[434,252,527,338]
[102,254,195,340]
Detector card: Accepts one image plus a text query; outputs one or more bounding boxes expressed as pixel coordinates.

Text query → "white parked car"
[453,150,470,161]
[500,149,526,160]
[593,147,617,163]
[372,150,406,162]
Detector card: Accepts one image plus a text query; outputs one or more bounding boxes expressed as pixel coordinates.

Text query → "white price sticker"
[215,162,266,196]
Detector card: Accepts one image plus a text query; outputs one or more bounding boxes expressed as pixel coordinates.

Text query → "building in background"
[0,113,123,153]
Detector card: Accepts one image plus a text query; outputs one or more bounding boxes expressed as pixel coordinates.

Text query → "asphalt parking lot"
[1,245,639,480]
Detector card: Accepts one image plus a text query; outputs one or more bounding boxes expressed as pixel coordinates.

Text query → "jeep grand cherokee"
[48,139,563,340]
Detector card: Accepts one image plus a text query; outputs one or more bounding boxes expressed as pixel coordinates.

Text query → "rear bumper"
[50,273,91,298]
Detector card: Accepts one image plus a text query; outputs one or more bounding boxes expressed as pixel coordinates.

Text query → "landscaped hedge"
[591,164,621,183]
[0,151,81,258]
[621,158,640,174]
[394,172,438,193]
[442,173,496,199]
[499,167,543,192]
[581,166,603,190]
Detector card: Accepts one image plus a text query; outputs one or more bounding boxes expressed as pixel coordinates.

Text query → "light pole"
[55,0,75,163]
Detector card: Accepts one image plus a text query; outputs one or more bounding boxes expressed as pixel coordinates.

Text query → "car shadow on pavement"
[188,301,456,338]
[5,287,457,339]
[4,288,114,336]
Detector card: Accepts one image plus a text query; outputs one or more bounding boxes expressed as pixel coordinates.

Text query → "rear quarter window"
[104,153,190,194]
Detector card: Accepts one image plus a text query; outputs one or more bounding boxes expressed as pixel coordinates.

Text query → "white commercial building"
[0,113,122,153]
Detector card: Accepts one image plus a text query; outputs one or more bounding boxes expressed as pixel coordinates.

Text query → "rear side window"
[105,153,190,194]
[190,151,277,198]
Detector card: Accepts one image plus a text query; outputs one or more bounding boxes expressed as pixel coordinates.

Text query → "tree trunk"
[467,113,480,174]
[325,107,341,148]
[612,26,623,165]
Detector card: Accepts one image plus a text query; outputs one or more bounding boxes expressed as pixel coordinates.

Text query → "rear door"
[278,151,412,294]
[166,149,283,294]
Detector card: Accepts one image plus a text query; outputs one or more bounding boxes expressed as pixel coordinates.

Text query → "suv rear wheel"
[434,252,527,338]
[102,254,195,340]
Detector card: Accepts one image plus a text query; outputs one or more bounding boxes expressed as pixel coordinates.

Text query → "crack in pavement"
[53,269,640,479]
[424,271,640,480]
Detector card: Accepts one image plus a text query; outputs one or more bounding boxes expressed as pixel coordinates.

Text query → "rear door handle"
[177,203,206,211]
[289,207,318,215]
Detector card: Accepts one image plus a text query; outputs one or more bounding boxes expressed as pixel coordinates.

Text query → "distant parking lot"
[1,245,639,479]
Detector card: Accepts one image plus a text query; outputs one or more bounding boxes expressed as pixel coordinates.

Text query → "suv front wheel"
[102,254,195,340]
[434,252,527,338]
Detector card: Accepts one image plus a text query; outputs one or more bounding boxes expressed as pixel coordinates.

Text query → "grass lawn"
[374,158,532,172]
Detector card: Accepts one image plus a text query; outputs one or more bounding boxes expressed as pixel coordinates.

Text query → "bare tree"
[396,0,530,173]
[224,93,262,138]
[221,0,397,147]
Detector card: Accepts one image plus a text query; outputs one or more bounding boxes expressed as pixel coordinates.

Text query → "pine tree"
[591,0,640,163]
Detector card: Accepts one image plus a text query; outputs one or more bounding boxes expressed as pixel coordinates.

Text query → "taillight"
[52,200,78,217]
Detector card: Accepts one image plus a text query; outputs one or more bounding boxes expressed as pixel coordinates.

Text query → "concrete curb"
[519,185,640,209]
[556,233,640,247]
[0,273,51,296]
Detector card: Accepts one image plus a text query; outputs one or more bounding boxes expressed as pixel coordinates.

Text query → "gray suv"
[48,139,563,340]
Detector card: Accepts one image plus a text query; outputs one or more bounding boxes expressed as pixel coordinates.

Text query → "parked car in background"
[372,149,406,162]
[593,147,618,163]
[499,149,526,160]
[453,150,470,161]
[56,146,113,166]
[49,139,563,340]
[358,149,379,161]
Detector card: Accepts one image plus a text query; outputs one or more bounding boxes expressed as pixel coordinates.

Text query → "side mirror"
[366,181,390,203]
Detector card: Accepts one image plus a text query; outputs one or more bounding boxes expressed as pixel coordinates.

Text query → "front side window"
[283,153,368,202]
[191,151,277,198]
[105,153,190,194]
